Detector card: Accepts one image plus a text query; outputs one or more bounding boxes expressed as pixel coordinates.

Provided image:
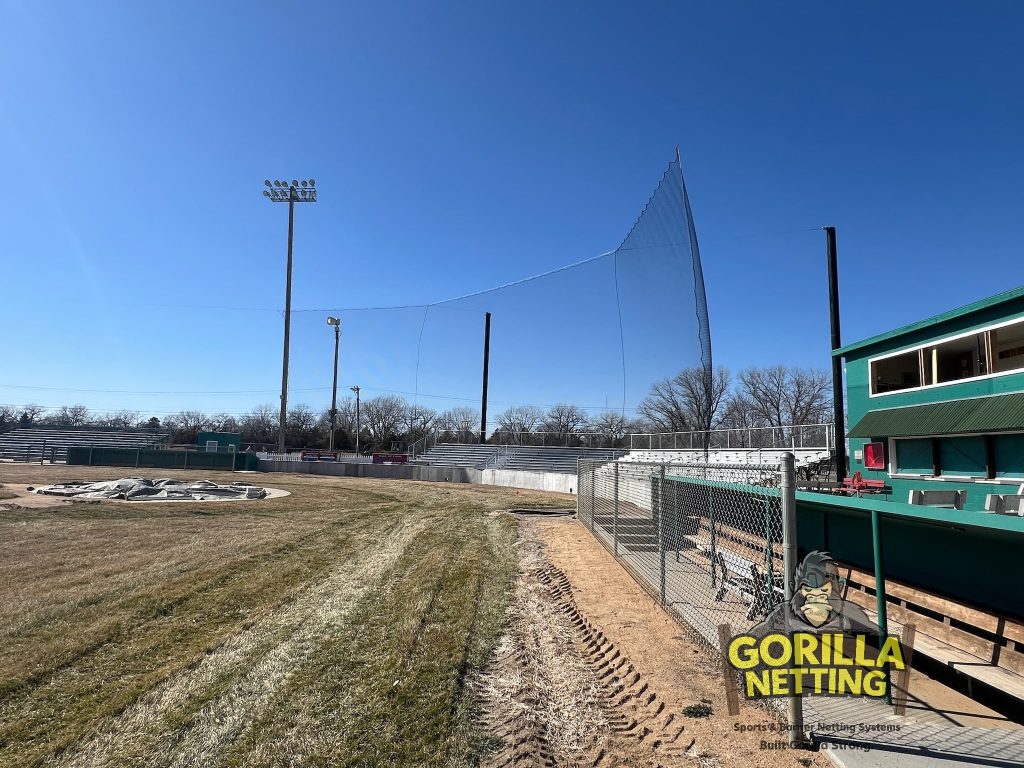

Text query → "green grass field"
[0,466,564,768]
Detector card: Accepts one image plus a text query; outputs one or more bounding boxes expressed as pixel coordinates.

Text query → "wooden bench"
[703,546,784,621]
[840,564,1024,702]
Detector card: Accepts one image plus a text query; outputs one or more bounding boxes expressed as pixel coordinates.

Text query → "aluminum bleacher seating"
[0,427,170,463]
[411,443,499,469]
[412,443,626,473]
[498,446,625,473]
[622,448,831,470]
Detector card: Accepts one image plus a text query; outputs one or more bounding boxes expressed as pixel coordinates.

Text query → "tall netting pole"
[780,452,804,747]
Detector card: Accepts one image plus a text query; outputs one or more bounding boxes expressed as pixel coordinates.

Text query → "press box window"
[924,332,988,384]
[870,351,921,394]
[992,319,1024,374]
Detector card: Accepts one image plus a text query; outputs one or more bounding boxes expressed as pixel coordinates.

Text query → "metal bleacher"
[499,446,625,473]
[622,447,832,471]
[410,443,499,469]
[412,443,626,473]
[412,443,829,476]
[0,427,170,463]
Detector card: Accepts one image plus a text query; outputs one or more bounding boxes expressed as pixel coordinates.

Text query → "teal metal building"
[836,285,1024,510]
[196,431,242,453]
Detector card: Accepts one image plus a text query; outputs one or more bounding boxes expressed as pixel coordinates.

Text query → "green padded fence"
[66,447,258,471]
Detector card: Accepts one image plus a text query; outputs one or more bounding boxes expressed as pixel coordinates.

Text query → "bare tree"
[437,407,480,442]
[402,404,437,442]
[638,367,730,435]
[542,404,590,444]
[495,405,544,440]
[319,397,358,450]
[591,411,629,447]
[285,404,319,448]
[363,395,408,450]
[46,404,91,427]
[0,405,17,433]
[165,410,210,444]
[737,366,832,427]
[240,404,277,445]
[97,409,141,429]
[19,404,45,427]
[208,413,241,434]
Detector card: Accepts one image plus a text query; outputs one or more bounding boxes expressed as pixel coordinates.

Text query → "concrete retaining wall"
[478,468,576,494]
[257,459,576,494]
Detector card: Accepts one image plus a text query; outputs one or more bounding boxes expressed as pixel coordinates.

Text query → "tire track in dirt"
[52,513,433,768]
[477,534,691,768]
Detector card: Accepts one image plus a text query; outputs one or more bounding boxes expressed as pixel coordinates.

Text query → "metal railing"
[627,423,834,451]
[489,430,627,448]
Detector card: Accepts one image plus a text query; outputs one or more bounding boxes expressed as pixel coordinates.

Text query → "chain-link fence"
[578,458,789,652]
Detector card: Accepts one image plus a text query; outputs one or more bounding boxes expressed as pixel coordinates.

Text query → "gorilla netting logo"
[725,551,905,700]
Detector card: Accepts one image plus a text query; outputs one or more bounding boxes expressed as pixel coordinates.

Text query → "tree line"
[0,364,832,452]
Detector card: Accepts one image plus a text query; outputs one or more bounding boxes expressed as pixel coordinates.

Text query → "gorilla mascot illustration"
[752,550,875,636]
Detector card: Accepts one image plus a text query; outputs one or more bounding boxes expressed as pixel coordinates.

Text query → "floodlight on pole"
[264,177,318,453]
[327,317,341,452]
[350,385,361,455]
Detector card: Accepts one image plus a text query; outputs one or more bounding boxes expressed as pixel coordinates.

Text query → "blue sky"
[2,1,1023,425]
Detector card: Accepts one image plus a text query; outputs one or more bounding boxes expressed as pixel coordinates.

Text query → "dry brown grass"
[0,464,568,768]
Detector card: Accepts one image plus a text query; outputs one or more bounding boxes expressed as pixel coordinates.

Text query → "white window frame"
[868,313,1024,398]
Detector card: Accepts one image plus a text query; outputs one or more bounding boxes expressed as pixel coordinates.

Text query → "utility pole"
[480,311,491,444]
[264,178,317,453]
[350,385,361,455]
[825,226,847,483]
[327,316,341,451]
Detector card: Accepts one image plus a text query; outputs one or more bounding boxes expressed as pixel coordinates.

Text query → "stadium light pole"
[263,178,317,453]
[350,385,361,455]
[327,316,341,452]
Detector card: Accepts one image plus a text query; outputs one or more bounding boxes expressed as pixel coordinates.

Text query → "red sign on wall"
[372,452,409,464]
[863,442,886,470]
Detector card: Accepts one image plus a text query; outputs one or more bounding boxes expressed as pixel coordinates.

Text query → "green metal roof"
[847,392,1024,438]
[834,284,1024,358]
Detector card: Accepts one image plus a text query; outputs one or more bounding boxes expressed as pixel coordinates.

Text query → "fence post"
[89,444,94,466]
[588,461,595,531]
[658,464,666,605]
[183,450,189,470]
[871,507,891,703]
[40,439,46,466]
[136,447,141,469]
[780,452,804,747]
[613,461,619,557]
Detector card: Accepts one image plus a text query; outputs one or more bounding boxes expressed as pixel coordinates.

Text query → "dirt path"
[476,515,831,768]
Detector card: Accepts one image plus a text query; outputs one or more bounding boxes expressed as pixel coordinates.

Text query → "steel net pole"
[780,452,804,746]
[658,464,666,605]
